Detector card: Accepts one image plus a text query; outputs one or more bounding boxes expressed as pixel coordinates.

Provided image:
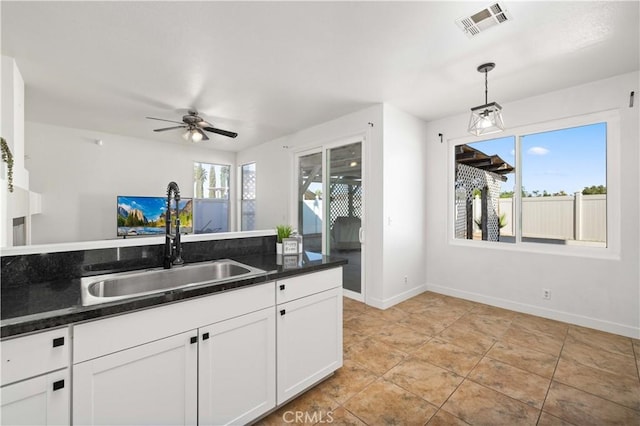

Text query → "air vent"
[455,2,511,38]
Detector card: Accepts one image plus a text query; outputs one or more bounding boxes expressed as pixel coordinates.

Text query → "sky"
[467,122,607,195]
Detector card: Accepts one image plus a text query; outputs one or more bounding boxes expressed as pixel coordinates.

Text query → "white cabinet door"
[277,286,343,404]
[73,331,198,426]
[199,307,276,426]
[1,369,69,426]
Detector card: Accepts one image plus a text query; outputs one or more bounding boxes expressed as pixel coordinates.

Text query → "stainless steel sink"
[81,259,265,306]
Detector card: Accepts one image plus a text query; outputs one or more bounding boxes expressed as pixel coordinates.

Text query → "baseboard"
[427,282,639,339]
[366,284,428,310]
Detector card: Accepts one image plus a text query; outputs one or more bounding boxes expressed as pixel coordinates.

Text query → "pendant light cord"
[484,70,489,105]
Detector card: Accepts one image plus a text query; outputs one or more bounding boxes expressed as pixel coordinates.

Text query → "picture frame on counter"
[282,238,299,255]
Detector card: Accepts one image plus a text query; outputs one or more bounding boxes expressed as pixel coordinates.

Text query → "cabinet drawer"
[74,283,275,363]
[276,267,342,305]
[1,327,70,386]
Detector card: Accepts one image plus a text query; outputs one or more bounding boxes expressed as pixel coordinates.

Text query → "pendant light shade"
[468,63,504,136]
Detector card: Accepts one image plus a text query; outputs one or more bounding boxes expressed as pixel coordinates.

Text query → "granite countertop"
[1,252,347,338]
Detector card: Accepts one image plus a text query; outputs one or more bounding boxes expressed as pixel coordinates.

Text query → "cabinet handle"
[53,380,64,391]
[280,309,286,316]
[190,336,198,344]
[202,332,210,341]
[52,337,64,348]
[279,284,285,290]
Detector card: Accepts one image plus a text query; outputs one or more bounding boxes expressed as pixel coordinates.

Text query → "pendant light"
[468,62,504,136]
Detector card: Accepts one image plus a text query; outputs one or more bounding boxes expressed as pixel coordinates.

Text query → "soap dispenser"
[291,229,303,254]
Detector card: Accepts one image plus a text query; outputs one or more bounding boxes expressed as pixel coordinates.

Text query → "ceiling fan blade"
[199,130,209,141]
[153,125,186,132]
[146,117,184,125]
[203,127,238,138]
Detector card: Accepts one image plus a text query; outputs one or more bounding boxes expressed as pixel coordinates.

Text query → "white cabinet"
[276,268,343,404]
[1,369,69,426]
[72,283,276,426]
[199,307,276,426]
[1,327,70,425]
[73,331,198,426]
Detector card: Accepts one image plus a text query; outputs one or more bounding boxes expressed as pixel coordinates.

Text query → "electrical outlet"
[542,288,551,300]
[404,276,408,284]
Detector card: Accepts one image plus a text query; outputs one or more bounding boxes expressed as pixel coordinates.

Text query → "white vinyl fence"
[496,194,606,243]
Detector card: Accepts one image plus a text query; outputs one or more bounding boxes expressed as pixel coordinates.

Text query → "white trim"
[448,109,621,259]
[366,284,428,310]
[427,281,639,339]
[0,230,276,256]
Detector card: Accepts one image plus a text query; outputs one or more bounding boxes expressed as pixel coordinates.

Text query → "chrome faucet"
[164,181,184,269]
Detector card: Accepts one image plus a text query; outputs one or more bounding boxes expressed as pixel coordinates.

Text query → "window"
[454,119,609,248]
[193,162,230,233]
[240,162,256,231]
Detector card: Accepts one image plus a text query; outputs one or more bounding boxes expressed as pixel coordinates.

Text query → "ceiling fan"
[146,110,238,142]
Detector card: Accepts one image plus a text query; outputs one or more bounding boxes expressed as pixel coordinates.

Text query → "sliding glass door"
[296,139,364,299]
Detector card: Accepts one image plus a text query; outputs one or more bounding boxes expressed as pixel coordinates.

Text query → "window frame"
[448,109,620,259]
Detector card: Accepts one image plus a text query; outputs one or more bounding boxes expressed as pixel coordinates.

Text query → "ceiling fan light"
[468,102,504,136]
[190,129,203,143]
[182,130,191,141]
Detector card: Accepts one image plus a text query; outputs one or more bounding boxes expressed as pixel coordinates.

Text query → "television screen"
[117,196,193,237]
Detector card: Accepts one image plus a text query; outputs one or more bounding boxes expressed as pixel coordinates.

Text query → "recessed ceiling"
[2,1,638,152]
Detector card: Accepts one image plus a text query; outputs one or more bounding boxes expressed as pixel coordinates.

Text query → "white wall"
[425,72,640,337]
[381,104,428,305]
[25,122,236,245]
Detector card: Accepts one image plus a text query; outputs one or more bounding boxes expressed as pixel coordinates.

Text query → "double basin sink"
[81,259,266,306]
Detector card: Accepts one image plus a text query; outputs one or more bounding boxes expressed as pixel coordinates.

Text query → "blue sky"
[468,122,606,195]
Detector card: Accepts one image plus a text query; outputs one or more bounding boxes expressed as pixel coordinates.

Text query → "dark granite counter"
[1,251,346,338]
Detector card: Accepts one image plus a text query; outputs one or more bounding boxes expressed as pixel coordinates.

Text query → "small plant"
[1,137,14,193]
[276,225,292,243]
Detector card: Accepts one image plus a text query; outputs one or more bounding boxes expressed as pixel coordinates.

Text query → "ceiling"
[2,1,638,152]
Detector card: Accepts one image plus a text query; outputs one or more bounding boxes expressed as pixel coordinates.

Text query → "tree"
[582,185,606,195]
[194,165,207,199]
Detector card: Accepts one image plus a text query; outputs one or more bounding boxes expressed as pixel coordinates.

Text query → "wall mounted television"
[117,196,193,237]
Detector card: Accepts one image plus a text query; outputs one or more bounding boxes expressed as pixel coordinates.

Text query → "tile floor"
[257,292,640,425]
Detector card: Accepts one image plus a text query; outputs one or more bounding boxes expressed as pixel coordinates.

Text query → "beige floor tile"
[566,325,634,357]
[511,313,568,341]
[258,386,338,426]
[553,356,640,410]
[471,304,518,321]
[422,302,470,319]
[442,380,540,425]
[324,407,367,426]
[315,359,378,405]
[561,338,637,379]
[383,357,464,406]
[437,321,496,354]
[373,323,431,353]
[468,357,551,409]
[501,324,564,356]
[399,312,455,336]
[343,297,366,313]
[427,410,470,425]
[344,378,438,426]
[412,337,483,376]
[344,337,408,376]
[543,381,640,426]
[395,297,436,314]
[343,314,388,337]
[363,305,410,323]
[485,341,558,378]
[440,296,478,312]
[537,411,576,426]
[634,339,640,372]
[343,326,369,349]
[458,312,512,339]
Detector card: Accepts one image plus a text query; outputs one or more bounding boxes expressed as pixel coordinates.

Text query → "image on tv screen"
[117,195,193,237]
